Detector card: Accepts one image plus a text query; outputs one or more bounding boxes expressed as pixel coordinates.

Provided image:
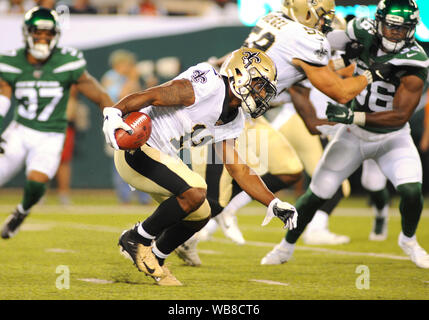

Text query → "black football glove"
[341,41,365,66]
[0,136,5,154]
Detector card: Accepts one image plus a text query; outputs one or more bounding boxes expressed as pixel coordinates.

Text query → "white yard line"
[45,248,76,253]
[77,278,114,284]
[1,205,429,217]
[250,279,289,286]
[212,238,410,261]
[28,219,411,262]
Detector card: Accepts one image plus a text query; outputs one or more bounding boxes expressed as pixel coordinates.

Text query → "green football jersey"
[0,46,86,133]
[346,17,429,133]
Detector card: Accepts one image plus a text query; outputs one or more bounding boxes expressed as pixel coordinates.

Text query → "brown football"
[115,112,152,150]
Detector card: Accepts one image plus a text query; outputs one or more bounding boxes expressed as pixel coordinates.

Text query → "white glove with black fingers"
[102,107,133,150]
[262,198,298,230]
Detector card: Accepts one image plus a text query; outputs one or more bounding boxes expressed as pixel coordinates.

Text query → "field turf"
[0,190,428,301]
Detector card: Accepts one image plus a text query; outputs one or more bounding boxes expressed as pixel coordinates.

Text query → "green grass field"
[0,190,428,300]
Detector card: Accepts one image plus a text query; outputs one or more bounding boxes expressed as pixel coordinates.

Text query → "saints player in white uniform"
[188,0,393,249]
[0,7,114,239]
[262,0,429,269]
[102,48,299,285]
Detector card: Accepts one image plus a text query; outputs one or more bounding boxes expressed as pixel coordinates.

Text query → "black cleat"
[1,208,28,239]
[118,225,163,277]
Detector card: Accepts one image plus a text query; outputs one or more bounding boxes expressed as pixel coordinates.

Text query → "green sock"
[285,188,326,244]
[368,188,389,211]
[397,183,423,238]
[21,180,47,211]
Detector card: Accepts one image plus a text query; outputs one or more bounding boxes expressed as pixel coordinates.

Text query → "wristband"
[0,94,11,117]
[353,112,366,126]
[362,70,373,85]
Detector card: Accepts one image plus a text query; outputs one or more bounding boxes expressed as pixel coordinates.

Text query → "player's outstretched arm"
[292,58,369,104]
[76,70,114,110]
[217,139,275,207]
[102,79,196,150]
[111,79,195,115]
[288,85,336,135]
[326,75,424,128]
[364,75,424,128]
[216,140,298,230]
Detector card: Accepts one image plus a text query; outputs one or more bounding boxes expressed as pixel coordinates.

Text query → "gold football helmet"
[220,48,277,118]
[282,0,336,33]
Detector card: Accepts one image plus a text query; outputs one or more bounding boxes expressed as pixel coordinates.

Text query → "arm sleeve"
[289,29,332,66]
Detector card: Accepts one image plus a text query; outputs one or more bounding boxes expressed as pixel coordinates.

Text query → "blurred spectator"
[127,0,166,16]
[68,0,97,14]
[101,49,152,205]
[33,0,56,9]
[203,0,238,18]
[0,0,34,14]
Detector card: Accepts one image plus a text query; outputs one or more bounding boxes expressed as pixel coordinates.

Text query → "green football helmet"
[23,6,60,60]
[375,0,420,53]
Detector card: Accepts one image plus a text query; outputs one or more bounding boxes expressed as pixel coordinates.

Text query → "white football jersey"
[142,62,245,157]
[244,11,332,92]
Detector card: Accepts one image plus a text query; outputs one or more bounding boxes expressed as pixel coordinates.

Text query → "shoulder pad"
[347,17,376,42]
[390,43,429,69]
[56,46,85,61]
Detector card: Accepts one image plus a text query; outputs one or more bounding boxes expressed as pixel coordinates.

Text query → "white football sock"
[373,204,389,218]
[306,210,329,231]
[224,191,252,213]
[400,232,416,242]
[152,242,169,259]
[279,238,295,250]
[137,223,156,240]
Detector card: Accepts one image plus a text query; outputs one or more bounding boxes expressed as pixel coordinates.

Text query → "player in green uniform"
[261,0,429,268]
[0,7,114,239]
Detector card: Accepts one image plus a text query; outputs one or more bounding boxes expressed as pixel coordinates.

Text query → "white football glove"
[262,198,298,230]
[102,107,133,150]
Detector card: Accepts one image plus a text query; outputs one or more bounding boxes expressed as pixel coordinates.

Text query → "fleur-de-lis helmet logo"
[242,51,261,68]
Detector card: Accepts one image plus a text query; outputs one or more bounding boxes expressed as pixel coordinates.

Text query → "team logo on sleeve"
[242,51,261,68]
[314,43,329,60]
[191,70,209,83]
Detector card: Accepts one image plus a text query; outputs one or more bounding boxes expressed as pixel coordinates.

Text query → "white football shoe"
[261,242,295,265]
[215,209,245,245]
[174,236,201,267]
[303,228,350,245]
[398,232,429,269]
